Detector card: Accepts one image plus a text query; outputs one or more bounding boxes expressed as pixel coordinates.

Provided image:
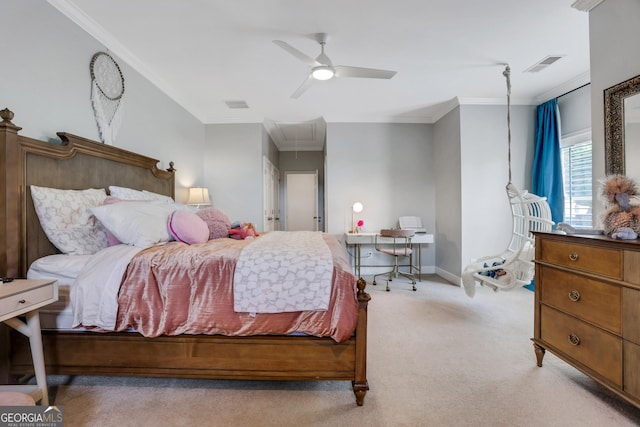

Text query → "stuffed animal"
[229,222,259,240]
[600,174,640,239]
[195,208,231,240]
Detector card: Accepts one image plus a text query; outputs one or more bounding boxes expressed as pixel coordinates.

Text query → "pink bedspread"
[115,233,359,342]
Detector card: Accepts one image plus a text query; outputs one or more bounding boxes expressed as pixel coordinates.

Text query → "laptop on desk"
[398,216,427,233]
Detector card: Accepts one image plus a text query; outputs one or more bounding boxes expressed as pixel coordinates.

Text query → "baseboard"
[357,265,435,277]
[435,267,461,286]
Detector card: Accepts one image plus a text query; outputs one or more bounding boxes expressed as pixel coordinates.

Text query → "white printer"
[398,216,426,233]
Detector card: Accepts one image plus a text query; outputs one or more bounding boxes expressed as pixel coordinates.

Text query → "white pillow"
[30,186,109,255]
[90,200,182,248]
[143,190,175,203]
[108,186,174,203]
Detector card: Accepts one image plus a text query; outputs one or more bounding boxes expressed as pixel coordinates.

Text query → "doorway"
[263,157,280,232]
[285,171,318,231]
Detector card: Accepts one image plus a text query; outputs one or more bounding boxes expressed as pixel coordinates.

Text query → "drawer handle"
[18,299,26,304]
[568,334,581,346]
[568,289,581,302]
[569,252,579,261]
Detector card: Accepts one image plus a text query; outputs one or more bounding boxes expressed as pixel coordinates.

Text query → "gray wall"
[204,123,264,226]
[326,123,436,272]
[433,107,462,281]
[433,103,535,283]
[589,0,640,222]
[558,84,592,136]
[2,1,205,203]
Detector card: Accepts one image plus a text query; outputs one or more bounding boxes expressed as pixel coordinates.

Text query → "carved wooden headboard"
[0,108,175,278]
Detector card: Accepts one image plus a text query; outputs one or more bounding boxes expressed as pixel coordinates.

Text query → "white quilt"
[71,244,142,330]
[233,231,334,314]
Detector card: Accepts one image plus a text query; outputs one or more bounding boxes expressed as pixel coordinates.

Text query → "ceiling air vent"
[524,55,565,73]
[224,100,249,109]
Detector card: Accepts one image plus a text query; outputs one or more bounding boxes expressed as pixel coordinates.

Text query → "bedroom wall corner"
[588,0,640,222]
[325,122,435,272]
[433,106,462,283]
[204,123,264,227]
[1,1,206,204]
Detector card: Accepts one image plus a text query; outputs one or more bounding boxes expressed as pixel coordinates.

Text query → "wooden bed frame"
[0,108,370,406]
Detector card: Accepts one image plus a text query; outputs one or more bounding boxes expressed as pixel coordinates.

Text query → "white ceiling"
[50,0,594,150]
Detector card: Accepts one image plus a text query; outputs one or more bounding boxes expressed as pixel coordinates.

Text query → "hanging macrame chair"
[461,65,554,298]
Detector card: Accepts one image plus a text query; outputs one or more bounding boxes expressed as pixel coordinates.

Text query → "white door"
[263,158,280,232]
[285,171,318,231]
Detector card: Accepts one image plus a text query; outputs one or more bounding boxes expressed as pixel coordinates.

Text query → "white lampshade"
[186,187,211,206]
[351,202,364,233]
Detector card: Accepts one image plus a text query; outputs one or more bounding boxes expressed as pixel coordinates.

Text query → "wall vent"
[524,55,565,73]
[224,100,249,109]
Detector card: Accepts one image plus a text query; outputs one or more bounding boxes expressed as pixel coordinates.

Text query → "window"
[561,135,592,228]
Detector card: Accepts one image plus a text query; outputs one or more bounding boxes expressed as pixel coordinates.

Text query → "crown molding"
[534,70,591,104]
[47,0,205,122]
[571,0,605,12]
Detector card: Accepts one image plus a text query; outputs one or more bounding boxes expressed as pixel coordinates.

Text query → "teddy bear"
[600,174,640,239]
[229,221,259,240]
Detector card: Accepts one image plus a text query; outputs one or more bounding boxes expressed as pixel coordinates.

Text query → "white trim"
[435,267,462,287]
[47,0,205,122]
[535,71,591,105]
[561,128,592,147]
[571,0,605,12]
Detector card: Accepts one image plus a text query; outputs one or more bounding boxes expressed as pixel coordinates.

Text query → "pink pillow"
[168,210,209,244]
[196,208,231,239]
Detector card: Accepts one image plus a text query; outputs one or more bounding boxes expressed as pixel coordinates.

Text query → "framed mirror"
[604,73,640,176]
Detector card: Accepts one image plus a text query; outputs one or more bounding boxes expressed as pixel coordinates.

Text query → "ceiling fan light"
[312,66,335,80]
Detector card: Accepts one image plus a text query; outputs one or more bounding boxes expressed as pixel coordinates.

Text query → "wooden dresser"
[533,231,640,408]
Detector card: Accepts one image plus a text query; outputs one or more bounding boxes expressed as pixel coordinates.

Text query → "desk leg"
[418,243,422,281]
[25,312,48,406]
[356,244,362,278]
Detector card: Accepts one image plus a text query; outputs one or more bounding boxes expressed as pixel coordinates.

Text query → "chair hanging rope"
[504,65,512,183]
[460,65,553,298]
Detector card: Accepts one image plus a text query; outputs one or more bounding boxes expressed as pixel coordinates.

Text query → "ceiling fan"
[273,33,397,99]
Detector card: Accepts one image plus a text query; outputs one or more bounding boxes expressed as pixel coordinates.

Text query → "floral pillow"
[30,186,109,255]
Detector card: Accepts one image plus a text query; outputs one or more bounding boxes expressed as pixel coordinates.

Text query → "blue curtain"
[532,98,564,226]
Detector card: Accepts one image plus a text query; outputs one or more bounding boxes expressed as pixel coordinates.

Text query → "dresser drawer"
[539,239,622,278]
[541,305,622,386]
[0,285,55,319]
[540,265,621,334]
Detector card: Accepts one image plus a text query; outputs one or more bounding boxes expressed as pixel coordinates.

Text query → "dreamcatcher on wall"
[90,51,125,145]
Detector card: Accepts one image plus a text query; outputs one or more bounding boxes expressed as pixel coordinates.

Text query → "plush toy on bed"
[229,221,259,240]
[195,208,231,240]
[601,174,640,239]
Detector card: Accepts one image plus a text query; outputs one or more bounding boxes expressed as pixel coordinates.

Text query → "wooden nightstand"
[0,279,58,405]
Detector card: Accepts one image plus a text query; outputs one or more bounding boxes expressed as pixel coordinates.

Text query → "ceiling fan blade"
[334,65,397,79]
[291,75,315,99]
[273,40,320,68]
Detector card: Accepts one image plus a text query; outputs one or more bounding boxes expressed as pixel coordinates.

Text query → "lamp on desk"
[352,202,364,233]
[186,187,211,208]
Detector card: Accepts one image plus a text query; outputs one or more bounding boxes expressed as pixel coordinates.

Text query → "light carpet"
[38,276,640,426]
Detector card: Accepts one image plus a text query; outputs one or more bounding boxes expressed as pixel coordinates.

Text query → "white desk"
[344,232,434,278]
[0,279,58,405]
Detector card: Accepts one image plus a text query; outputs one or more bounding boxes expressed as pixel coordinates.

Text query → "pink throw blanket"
[115,233,359,342]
